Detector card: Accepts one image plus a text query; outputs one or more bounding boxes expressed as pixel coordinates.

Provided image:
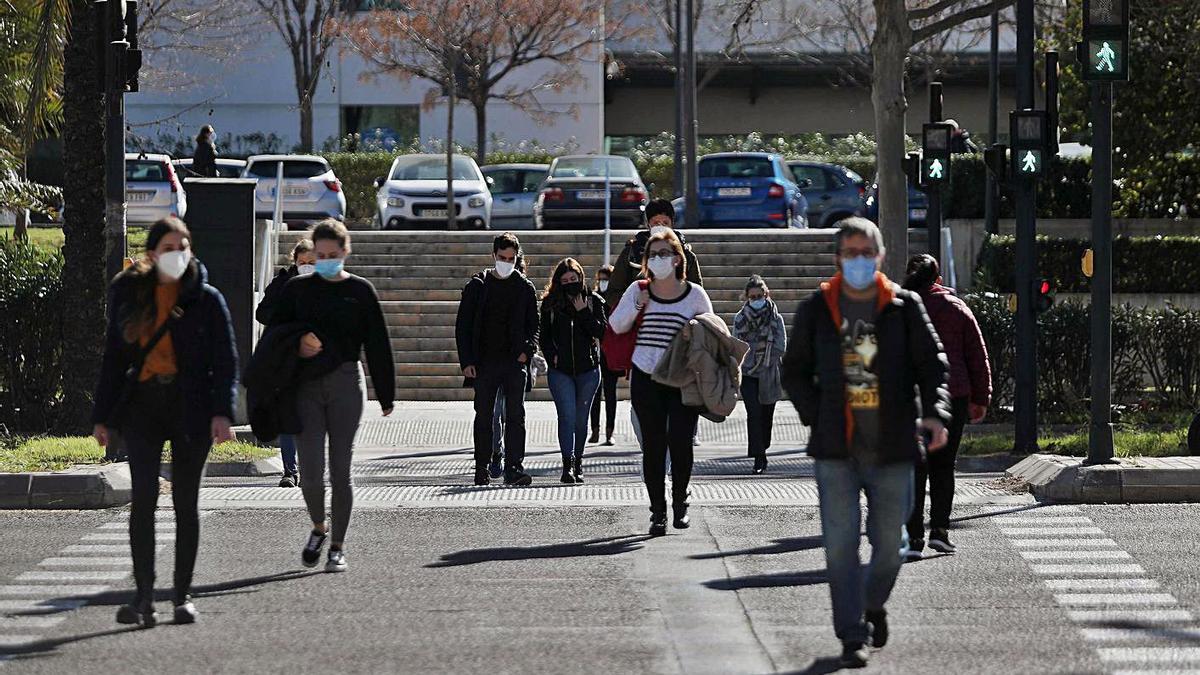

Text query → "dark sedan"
[534,155,648,230]
[788,161,867,228]
[864,178,928,227]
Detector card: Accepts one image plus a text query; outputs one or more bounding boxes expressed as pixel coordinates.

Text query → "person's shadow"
[429,534,652,568]
[690,535,824,560]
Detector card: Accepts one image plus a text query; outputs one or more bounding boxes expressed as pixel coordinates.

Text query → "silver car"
[481,163,548,230]
[125,153,187,226]
[243,154,346,230]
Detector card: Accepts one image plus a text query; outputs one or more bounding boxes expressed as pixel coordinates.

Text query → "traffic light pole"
[927,83,943,267]
[672,0,683,199]
[103,0,127,282]
[985,6,1000,235]
[1087,81,1116,465]
[682,0,699,228]
[1014,0,1039,454]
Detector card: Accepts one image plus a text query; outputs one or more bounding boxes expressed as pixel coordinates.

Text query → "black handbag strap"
[131,305,184,374]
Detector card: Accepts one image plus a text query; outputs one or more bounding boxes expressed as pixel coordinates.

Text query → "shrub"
[0,238,65,432]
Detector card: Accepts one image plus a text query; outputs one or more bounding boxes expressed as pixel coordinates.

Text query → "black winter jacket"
[256,265,298,325]
[244,320,339,442]
[454,269,539,386]
[92,260,238,438]
[781,273,951,465]
[540,292,607,375]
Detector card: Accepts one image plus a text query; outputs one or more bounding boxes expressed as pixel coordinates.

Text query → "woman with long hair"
[92,216,237,627]
[589,265,620,446]
[541,257,607,483]
[609,230,713,535]
[192,125,217,178]
[733,275,787,475]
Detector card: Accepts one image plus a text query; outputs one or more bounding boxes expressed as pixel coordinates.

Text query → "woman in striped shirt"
[610,229,713,536]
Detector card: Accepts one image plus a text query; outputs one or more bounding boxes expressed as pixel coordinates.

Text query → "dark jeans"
[279,434,297,475]
[122,380,212,605]
[590,361,621,437]
[473,362,527,474]
[908,396,969,537]
[740,376,777,459]
[630,367,698,515]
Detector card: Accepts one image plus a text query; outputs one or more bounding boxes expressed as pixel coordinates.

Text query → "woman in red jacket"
[902,254,991,558]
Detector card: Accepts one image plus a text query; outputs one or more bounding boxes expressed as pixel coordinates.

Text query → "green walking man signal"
[1010,110,1048,180]
[1095,41,1116,72]
[1020,150,1040,174]
[928,159,944,180]
[921,122,953,186]
[1081,0,1130,81]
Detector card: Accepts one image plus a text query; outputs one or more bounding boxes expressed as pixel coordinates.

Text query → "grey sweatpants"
[297,362,365,544]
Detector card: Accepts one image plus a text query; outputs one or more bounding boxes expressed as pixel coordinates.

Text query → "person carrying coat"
[733,275,787,474]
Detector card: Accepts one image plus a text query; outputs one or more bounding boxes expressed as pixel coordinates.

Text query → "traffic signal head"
[1035,278,1056,313]
[1010,110,1048,180]
[1084,38,1128,81]
[1082,0,1130,82]
[921,123,953,186]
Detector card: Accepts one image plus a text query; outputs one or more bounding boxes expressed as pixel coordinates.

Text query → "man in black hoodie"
[455,232,539,486]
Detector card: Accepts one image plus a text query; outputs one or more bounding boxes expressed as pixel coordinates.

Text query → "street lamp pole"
[985,6,1000,235]
[673,0,684,199]
[682,0,699,228]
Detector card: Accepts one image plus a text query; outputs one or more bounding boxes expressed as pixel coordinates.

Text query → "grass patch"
[0,437,275,473]
[961,428,1188,458]
[1,227,148,253]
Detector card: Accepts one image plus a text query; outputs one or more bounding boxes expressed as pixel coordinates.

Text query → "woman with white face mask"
[733,275,787,475]
[91,216,238,628]
[609,230,713,536]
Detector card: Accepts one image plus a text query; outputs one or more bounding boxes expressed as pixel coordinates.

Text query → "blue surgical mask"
[749,298,767,310]
[315,258,345,279]
[841,256,878,290]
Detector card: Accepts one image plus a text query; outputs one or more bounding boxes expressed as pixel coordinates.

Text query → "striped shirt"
[610,281,713,374]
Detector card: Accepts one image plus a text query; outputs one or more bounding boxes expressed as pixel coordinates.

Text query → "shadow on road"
[690,535,824,560]
[706,554,950,591]
[0,627,139,660]
[1098,620,1200,644]
[782,656,847,674]
[428,534,652,567]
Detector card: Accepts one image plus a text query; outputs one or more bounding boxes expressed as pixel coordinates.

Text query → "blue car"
[672,153,808,228]
[864,178,928,227]
[787,161,867,228]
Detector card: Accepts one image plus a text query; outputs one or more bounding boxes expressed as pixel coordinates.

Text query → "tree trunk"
[446,65,457,231]
[13,208,29,242]
[299,91,314,152]
[58,0,109,433]
[871,0,912,280]
[474,101,487,167]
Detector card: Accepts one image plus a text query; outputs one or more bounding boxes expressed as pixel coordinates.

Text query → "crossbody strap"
[131,305,184,373]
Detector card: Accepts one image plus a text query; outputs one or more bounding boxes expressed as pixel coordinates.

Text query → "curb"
[957,453,1023,473]
[1006,454,1200,503]
[0,464,132,509]
[160,457,284,480]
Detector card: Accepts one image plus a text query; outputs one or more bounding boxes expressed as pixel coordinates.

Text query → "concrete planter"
[0,464,132,509]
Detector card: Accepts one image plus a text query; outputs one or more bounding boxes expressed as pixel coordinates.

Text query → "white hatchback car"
[243,154,346,230]
[375,154,491,230]
[125,153,187,225]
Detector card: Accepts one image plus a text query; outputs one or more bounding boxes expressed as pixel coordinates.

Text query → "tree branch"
[912,0,1015,45]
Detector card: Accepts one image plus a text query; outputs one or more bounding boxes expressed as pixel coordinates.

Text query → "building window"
[341,106,419,151]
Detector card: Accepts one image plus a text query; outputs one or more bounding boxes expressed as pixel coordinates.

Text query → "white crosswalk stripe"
[1001,527,1107,536]
[1031,564,1146,575]
[1013,538,1120,548]
[1082,628,1200,642]
[1055,593,1178,606]
[15,570,127,582]
[1022,550,1134,560]
[1068,609,1195,623]
[995,516,1094,524]
[82,533,174,542]
[1099,647,1200,662]
[39,557,129,567]
[0,585,111,597]
[1045,579,1162,591]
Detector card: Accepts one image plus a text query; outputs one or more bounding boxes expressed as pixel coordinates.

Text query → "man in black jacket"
[781,217,950,669]
[455,232,539,486]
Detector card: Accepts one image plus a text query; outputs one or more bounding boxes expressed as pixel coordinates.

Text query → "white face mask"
[598,280,609,293]
[649,225,671,237]
[648,256,676,280]
[297,263,316,276]
[494,259,515,279]
[156,249,191,281]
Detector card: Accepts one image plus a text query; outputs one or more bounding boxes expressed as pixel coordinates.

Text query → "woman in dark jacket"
[255,238,315,487]
[192,125,217,178]
[541,257,607,483]
[902,254,991,558]
[589,265,621,446]
[91,216,238,628]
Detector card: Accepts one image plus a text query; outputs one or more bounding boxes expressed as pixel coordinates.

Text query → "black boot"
[672,489,691,529]
[116,595,157,628]
[604,425,615,446]
[561,458,576,484]
[588,429,600,444]
[573,454,584,483]
[649,511,668,536]
[752,456,767,475]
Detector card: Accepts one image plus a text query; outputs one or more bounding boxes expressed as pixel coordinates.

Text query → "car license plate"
[284,187,309,197]
[910,208,927,220]
[577,190,607,201]
[126,191,153,202]
[421,208,449,218]
[718,187,752,197]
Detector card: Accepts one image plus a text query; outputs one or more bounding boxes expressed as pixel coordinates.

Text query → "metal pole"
[1087,81,1116,465]
[1014,0,1039,454]
[272,160,284,233]
[928,82,943,267]
[103,0,127,282]
[604,158,612,266]
[683,0,699,228]
[985,6,1000,235]
[673,0,684,199]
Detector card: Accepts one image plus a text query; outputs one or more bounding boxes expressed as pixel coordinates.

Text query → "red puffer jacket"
[919,284,992,406]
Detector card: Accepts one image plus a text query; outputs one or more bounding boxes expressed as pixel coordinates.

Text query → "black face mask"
[562,281,584,297]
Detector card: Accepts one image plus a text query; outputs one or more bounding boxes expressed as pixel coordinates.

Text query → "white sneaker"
[325,549,347,573]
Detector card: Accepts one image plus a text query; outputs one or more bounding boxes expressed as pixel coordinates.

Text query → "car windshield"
[700,157,774,179]
[247,160,329,179]
[390,156,478,181]
[550,157,635,179]
[126,160,168,182]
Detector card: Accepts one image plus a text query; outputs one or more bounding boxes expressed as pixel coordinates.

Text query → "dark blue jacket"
[92,260,238,437]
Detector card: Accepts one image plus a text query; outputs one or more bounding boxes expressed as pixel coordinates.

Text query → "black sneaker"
[673,504,691,530]
[904,538,924,562]
[752,457,767,475]
[302,529,328,568]
[560,466,576,484]
[174,597,199,625]
[588,430,600,445]
[474,468,491,486]
[488,454,503,479]
[840,641,869,668]
[279,472,299,488]
[116,603,157,628]
[866,609,888,648]
[929,529,957,554]
[649,513,668,537]
[504,471,533,486]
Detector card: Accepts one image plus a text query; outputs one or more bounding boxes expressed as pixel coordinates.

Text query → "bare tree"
[136,0,258,91]
[253,0,345,151]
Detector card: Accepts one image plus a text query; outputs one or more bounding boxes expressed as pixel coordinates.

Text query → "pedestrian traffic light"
[123,0,142,93]
[921,123,953,186]
[1009,110,1048,180]
[1081,0,1129,82]
[93,0,141,94]
[1035,278,1056,313]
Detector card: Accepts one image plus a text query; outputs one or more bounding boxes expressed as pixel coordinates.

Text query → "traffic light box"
[921,123,953,186]
[1034,278,1056,313]
[1010,110,1048,180]
[93,0,142,95]
[1081,0,1129,82]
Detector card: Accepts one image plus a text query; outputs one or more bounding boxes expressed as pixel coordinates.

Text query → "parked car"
[125,153,187,226]
[242,154,346,230]
[534,155,648,230]
[864,178,928,227]
[173,157,247,179]
[481,163,548,231]
[374,154,491,230]
[672,152,807,228]
[787,161,866,228]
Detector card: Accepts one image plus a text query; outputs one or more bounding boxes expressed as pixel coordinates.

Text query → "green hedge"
[975,234,1200,294]
[0,238,65,432]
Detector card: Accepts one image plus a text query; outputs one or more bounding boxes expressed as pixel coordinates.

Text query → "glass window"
[483,169,522,194]
[341,105,419,150]
[247,160,329,179]
[521,169,547,193]
[126,160,167,182]
[790,164,832,190]
[390,155,479,181]
[700,157,774,179]
[550,157,636,179]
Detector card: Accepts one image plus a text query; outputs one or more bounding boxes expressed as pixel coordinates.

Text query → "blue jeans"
[279,434,297,475]
[547,368,601,461]
[814,458,914,644]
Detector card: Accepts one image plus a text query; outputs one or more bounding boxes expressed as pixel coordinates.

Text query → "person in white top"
[609,229,713,536]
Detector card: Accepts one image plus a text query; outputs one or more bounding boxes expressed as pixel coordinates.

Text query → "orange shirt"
[139,282,179,381]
